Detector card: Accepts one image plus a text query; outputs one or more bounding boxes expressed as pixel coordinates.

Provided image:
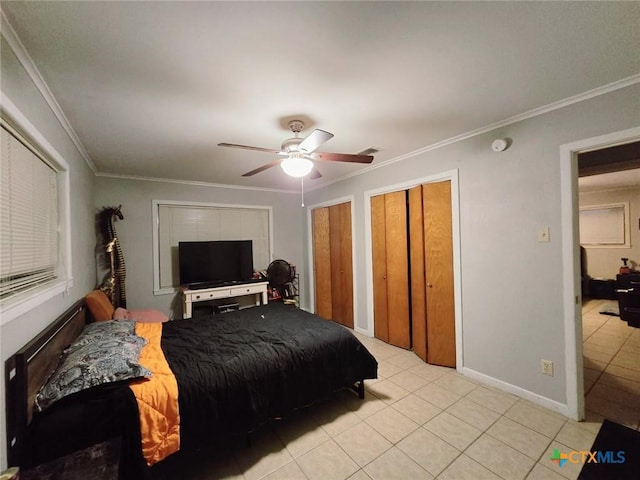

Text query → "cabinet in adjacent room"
[312,201,354,328]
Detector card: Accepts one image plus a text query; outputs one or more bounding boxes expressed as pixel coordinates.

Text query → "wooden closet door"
[423,180,455,367]
[371,194,389,342]
[409,186,427,362]
[338,202,354,328]
[371,192,410,349]
[329,202,354,328]
[312,207,332,319]
[312,202,354,327]
[385,191,411,349]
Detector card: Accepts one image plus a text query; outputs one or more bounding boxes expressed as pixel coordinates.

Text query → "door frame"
[364,169,463,369]
[560,126,640,420]
[305,195,357,320]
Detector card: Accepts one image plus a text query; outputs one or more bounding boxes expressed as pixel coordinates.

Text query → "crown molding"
[3,6,638,192]
[308,73,640,192]
[94,172,298,194]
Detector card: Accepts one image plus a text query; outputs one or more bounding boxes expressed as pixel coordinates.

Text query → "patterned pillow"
[68,320,141,350]
[35,323,152,411]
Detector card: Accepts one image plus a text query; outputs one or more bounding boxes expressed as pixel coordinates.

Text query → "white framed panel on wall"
[152,200,273,295]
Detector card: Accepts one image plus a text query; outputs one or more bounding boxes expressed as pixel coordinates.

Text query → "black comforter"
[23,303,378,478]
[163,302,378,451]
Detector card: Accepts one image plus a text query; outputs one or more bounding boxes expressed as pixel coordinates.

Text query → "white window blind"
[579,203,629,246]
[156,203,270,291]
[0,125,59,299]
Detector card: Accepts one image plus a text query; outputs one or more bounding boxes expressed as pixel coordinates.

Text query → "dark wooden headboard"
[4,299,89,466]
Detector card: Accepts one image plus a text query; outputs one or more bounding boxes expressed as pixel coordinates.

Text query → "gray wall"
[579,186,640,278]
[94,177,305,317]
[304,84,640,408]
[0,36,97,469]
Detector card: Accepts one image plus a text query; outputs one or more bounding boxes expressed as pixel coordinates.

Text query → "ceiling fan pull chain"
[301,177,305,207]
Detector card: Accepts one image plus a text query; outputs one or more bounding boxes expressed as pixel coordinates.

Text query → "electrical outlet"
[541,359,554,376]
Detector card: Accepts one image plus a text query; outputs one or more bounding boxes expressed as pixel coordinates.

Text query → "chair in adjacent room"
[616,288,640,328]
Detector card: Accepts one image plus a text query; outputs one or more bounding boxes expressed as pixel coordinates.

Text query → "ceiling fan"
[218,120,374,178]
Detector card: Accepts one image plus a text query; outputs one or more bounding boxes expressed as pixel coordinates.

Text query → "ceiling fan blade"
[310,151,374,164]
[218,143,282,155]
[299,129,334,153]
[242,160,282,177]
[310,166,322,179]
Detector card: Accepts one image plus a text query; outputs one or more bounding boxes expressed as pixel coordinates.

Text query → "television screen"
[179,240,253,287]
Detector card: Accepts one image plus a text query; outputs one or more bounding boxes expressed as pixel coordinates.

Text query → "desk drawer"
[230,284,264,296]
[191,289,231,301]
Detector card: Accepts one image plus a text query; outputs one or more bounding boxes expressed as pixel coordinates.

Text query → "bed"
[5,299,378,479]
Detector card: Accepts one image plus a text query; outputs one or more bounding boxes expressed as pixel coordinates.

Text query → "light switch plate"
[538,226,550,242]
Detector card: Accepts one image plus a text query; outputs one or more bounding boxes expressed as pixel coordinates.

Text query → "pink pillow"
[113,307,169,323]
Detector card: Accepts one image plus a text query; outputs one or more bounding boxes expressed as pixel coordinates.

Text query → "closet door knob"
[427,283,433,288]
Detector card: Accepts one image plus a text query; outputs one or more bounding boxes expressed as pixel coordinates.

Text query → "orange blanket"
[129,322,180,465]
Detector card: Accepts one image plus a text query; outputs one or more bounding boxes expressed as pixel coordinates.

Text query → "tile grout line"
[372,350,573,480]
[247,308,638,480]
[583,312,640,427]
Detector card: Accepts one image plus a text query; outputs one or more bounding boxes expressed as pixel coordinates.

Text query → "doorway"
[560,127,640,420]
[365,170,463,369]
[579,143,640,425]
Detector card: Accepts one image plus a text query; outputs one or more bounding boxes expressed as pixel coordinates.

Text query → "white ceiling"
[579,169,640,193]
[2,1,639,191]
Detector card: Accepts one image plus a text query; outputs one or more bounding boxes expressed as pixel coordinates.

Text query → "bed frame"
[5,299,89,467]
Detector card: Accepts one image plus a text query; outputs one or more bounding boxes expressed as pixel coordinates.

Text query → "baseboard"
[354,325,373,337]
[299,306,373,337]
[461,366,571,417]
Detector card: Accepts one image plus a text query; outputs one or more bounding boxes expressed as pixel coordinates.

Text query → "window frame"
[579,201,631,248]
[151,199,273,295]
[0,93,73,325]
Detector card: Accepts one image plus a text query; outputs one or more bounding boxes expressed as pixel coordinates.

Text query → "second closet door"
[371,181,455,366]
[371,191,410,349]
[423,181,455,367]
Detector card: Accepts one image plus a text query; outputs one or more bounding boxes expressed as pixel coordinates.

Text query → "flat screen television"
[179,240,254,288]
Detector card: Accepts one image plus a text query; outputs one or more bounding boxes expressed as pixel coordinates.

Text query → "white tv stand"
[182,281,269,319]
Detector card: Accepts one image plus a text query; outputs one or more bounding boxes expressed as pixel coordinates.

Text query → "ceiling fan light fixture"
[280,156,313,177]
[224,120,374,178]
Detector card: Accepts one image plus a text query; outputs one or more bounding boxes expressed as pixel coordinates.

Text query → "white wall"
[0,36,97,470]
[94,177,305,317]
[579,186,640,278]
[304,84,640,411]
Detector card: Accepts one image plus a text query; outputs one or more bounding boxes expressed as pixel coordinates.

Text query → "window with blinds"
[153,201,271,293]
[579,202,630,247]
[1,125,59,300]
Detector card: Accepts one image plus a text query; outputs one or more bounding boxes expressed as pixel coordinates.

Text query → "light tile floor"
[152,303,640,480]
[581,298,640,430]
